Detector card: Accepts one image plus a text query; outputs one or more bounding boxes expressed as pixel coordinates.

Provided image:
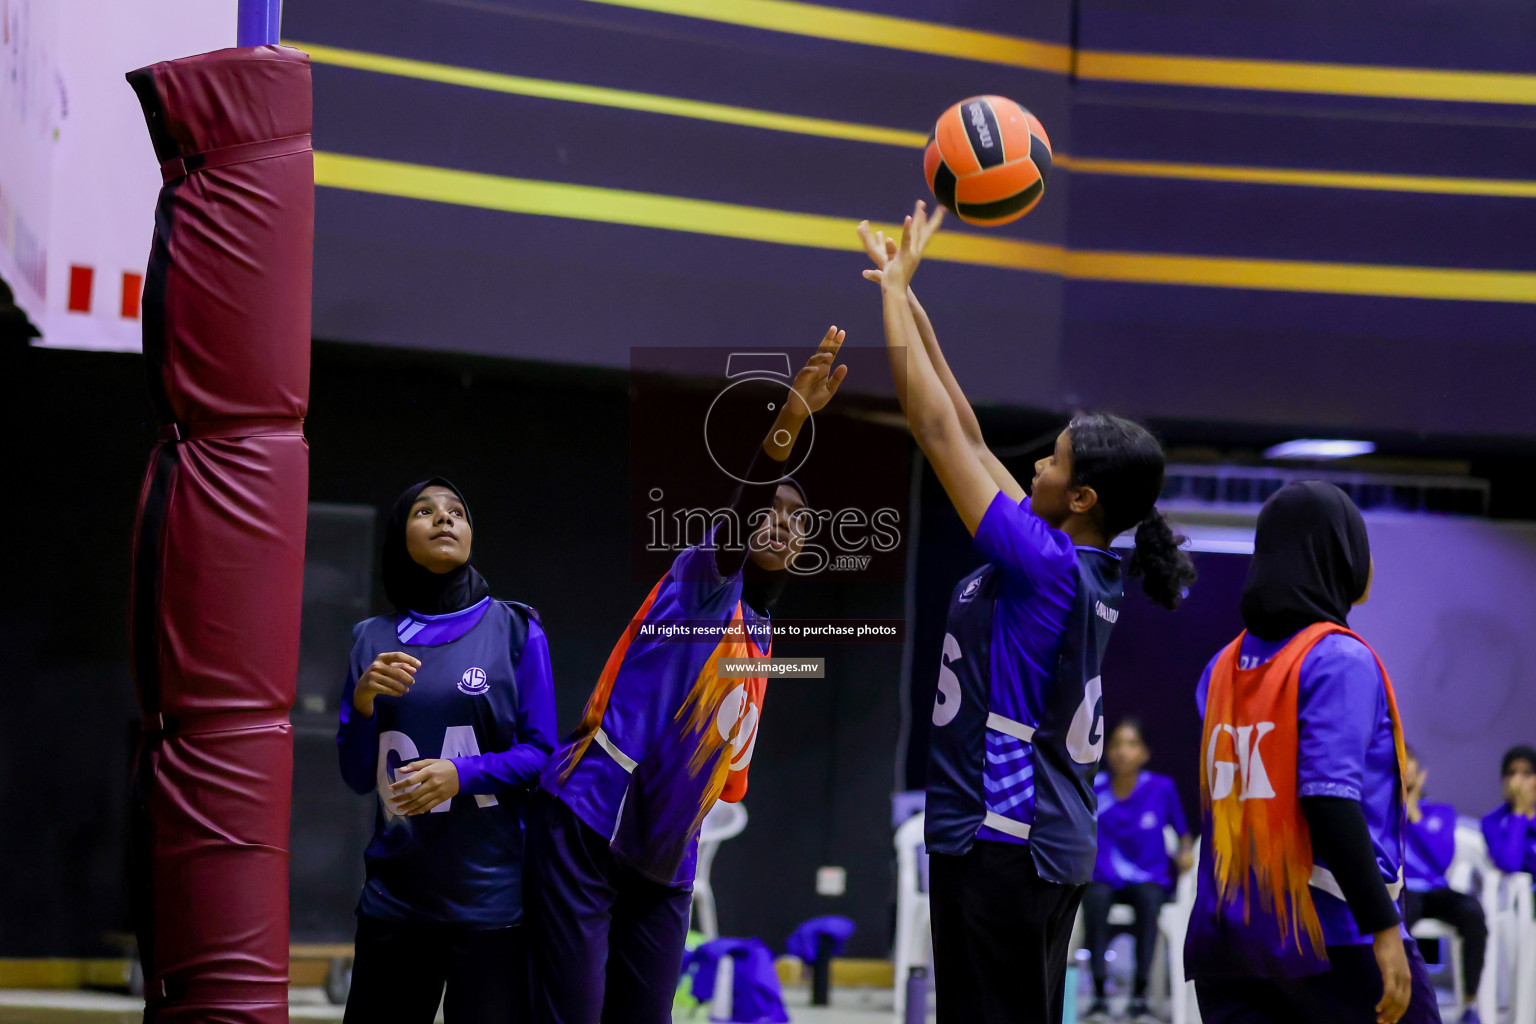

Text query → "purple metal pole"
[236,0,282,47]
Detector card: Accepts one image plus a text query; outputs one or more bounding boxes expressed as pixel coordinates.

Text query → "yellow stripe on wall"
[1063,250,1536,304]
[314,151,1536,304]
[294,44,1536,200]
[585,0,1536,105]
[314,151,1063,272]
[576,0,1072,73]
[1057,156,1536,200]
[1076,51,1536,106]
[292,42,930,149]
[0,959,132,990]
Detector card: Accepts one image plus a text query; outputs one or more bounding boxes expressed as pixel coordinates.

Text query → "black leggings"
[1081,881,1168,998]
[1402,887,1488,999]
[929,841,1085,1024]
[523,793,694,1024]
[344,916,527,1024]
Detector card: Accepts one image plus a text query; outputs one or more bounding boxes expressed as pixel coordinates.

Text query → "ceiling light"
[1264,439,1376,460]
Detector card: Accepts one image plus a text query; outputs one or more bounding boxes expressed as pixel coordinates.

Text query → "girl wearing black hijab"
[337,478,557,1023]
[1186,482,1439,1024]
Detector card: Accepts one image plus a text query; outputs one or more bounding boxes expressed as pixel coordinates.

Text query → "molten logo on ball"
[966,101,994,149]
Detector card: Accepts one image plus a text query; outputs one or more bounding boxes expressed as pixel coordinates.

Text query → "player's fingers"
[405,790,442,815]
[926,206,946,235]
[855,223,875,260]
[1376,979,1406,1023]
[826,364,849,392]
[399,789,436,813]
[885,237,898,258]
[824,327,845,354]
[856,221,882,262]
[861,269,882,283]
[363,671,404,694]
[369,660,414,683]
[380,652,421,669]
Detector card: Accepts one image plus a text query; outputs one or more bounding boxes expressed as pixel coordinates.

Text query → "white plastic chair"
[892,811,930,1017]
[1069,830,1200,1024]
[1488,867,1536,1024]
[692,801,748,940]
[1458,815,1536,1024]
[1408,823,1497,1024]
[1156,837,1200,1024]
[1512,874,1536,1024]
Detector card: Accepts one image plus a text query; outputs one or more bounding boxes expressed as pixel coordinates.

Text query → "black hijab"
[742,474,810,614]
[382,477,491,615]
[1240,481,1372,641]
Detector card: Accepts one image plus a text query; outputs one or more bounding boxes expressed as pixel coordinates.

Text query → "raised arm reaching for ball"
[857,210,1027,508]
[859,200,1020,537]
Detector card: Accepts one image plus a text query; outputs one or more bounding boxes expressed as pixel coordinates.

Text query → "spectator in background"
[1481,744,1536,907]
[1082,718,1194,1024]
[1401,747,1486,1024]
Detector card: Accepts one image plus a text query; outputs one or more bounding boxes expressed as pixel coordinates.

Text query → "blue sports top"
[1403,802,1457,892]
[1482,803,1536,879]
[337,599,556,926]
[925,491,1123,885]
[1093,771,1188,889]
[542,537,770,887]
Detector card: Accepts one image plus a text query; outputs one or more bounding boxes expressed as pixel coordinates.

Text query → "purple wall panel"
[290,0,1536,438]
[1352,515,1536,816]
[1098,516,1536,824]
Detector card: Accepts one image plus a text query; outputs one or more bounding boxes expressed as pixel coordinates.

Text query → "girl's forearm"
[882,281,959,445]
[908,288,985,448]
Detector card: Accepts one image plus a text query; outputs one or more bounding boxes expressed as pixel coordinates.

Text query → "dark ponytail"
[1067,413,1196,610]
[1128,508,1197,610]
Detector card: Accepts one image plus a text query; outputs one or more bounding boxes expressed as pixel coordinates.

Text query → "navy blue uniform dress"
[925,491,1123,1024]
[337,598,556,1023]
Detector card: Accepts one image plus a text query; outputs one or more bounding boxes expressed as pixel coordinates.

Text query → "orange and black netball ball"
[924,95,1052,226]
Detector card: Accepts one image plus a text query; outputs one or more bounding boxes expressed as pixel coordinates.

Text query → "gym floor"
[0,987,901,1023]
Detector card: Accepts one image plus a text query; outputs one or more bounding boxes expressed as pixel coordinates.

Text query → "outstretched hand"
[785,325,849,417]
[858,201,944,289]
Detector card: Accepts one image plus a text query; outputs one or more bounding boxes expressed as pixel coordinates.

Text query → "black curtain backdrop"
[8,340,1536,958]
[4,342,902,959]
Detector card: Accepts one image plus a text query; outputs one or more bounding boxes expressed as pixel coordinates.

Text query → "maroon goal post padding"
[126,46,312,1024]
